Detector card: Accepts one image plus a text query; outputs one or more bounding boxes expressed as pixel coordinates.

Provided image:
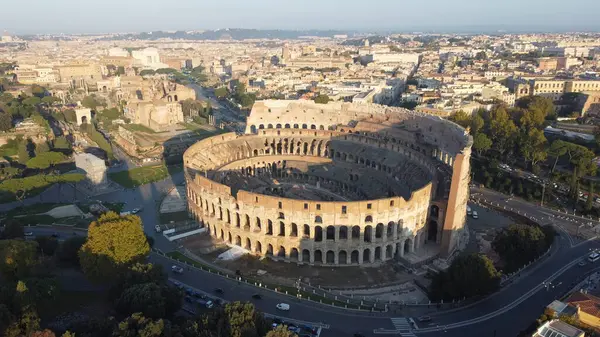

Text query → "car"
[24,232,34,237]
[132,207,142,214]
[466,206,472,215]
[171,265,184,274]
[418,315,432,322]
[472,211,478,219]
[251,294,262,300]
[214,288,224,294]
[276,303,290,311]
[155,225,162,233]
[195,299,214,308]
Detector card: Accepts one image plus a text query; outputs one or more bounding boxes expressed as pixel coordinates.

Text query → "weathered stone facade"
[184,101,472,266]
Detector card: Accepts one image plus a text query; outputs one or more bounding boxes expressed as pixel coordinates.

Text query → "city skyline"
[4,0,600,34]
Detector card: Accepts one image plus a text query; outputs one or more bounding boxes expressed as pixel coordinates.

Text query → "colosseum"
[183,100,472,266]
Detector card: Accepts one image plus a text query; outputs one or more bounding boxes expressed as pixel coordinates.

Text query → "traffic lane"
[428,240,592,324]
[150,254,391,333]
[27,227,86,238]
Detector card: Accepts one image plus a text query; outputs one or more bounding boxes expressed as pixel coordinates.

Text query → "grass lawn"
[6,203,68,217]
[183,123,226,139]
[109,164,183,188]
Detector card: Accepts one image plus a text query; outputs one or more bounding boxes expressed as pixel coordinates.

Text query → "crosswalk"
[390,318,416,336]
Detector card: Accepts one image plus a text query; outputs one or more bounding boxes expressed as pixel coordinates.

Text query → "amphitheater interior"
[183,100,472,267]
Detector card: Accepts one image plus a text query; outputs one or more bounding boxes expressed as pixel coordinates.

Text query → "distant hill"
[97,29,355,41]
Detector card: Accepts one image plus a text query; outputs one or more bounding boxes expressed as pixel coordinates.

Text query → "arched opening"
[236,213,240,227]
[245,215,251,230]
[290,248,299,261]
[303,224,310,237]
[365,215,373,223]
[339,226,348,240]
[279,221,286,236]
[375,223,384,239]
[259,124,264,129]
[374,247,382,261]
[339,250,347,264]
[174,95,178,101]
[284,123,291,128]
[326,250,335,264]
[326,226,335,241]
[220,229,224,239]
[310,124,316,130]
[386,245,393,259]
[302,124,308,129]
[266,244,274,255]
[267,220,273,235]
[291,223,298,237]
[314,226,323,242]
[81,115,88,124]
[428,220,438,242]
[363,248,371,263]
[430,205,440,218]
[228,232,232,244]
[387,222,394,238]
[351,226,360,239]
[314,215,322,223]
[351,250,359,264]
[302,249,310,262]
[314,250,323,264]
[364,225,372,243]
[235,235,241,246]
[268,123,273,128]
[276,124,282,129]
[255,241,262,254]
[404,238,412,254]
[277,246,286,258]
[245,238,251,250]
[256,217,262,230]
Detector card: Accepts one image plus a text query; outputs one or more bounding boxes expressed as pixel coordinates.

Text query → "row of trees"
[0,212,297,336]
[493,224,556,273]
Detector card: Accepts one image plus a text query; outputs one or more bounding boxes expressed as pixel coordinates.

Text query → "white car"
[276,303,290,311]
[132,208,142,214]
[24,232,34,237]
[472,211,478,219]
[171,265,184,274]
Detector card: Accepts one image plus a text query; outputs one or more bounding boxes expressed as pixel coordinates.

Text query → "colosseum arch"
[185,100,472,267]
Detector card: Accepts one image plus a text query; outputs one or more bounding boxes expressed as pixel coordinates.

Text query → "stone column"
[309,250,315,263]
[369,249,375,263]
[357,250,363,265]
[334,227,339,242]
[334,252,339,265]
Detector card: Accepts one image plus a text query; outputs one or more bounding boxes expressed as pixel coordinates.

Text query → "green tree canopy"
[17,140,31,165]
[266,325,298,337]
[473,133,492,156]
[155,68,178,75]
[22,97,41,106]
[139,69,156,76]
[214,87,228,99]
[201,302,269,337]
[113,313,171,337]
[488,106,517,155]
[62,109,77,123]
[52,136,71,150]
[56,236,86,267]
[115,283,169,319]
[548,139,569,172]
[0,112,12,131]
[0,220,24,239]
[492,224,550,273]
[448,110,471,129]
[81,95,105,111]
[34,236,59,257]
[314,94,330,104]
[30,85,46,99]
[79,212,150,283]
[519,128,547,167]
[41,96,60,105]
[429,253,501,301]
[0,240,39,281]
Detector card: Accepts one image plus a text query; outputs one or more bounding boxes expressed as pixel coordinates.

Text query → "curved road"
[13,177,600,337]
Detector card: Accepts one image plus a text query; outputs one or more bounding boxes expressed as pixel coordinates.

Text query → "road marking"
[372,318,417,336]
[390,317,412,331]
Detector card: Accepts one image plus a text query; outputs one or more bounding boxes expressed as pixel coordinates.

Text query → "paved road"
[11,179,600,336]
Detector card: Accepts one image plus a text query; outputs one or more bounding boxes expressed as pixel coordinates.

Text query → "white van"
[589,252,600,262]
[466,206,472,216]
[472,211,478,219]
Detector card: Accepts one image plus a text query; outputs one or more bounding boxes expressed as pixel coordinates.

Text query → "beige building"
[184,101,472,266]
[125,101,184,131]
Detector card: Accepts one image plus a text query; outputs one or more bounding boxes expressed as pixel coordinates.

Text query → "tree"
[266,325,298,337]
[110,262,166,299]
[448,110,471,129]
[30,329,57,337]
[22,97,41,106]
[115,283,168,319]
[34,141,50,155]
[26,152,67,170]
[519,128,547,167]
[587,181,594,211]
[488,106,517,156]
[0,112,12,131]
[4,308,40,337]
[0,220,24,239]
[79,212,150,283]
[113,313,171,337]
[41,96,60,105]
[34,236,59,256]
[214,87,228,99]
[202,302,269,337]
[56,236,86,267]
[470,113,484,135]
[81,95,104,111]
[62,109,77,123]
[548,140,568,173]
[492,224,550,273]
[139,69,156,76]
[516,96,554,128]
[155,68,178,75]
[473,133,492,156]
[0,240,39,281]
[314,94,330,104]
[429,253,500,301]
[30,85,46,99]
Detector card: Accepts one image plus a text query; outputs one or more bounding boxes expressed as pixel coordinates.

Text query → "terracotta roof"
[565,291,600,317]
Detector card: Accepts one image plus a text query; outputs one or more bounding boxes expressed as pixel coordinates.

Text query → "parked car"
[132,208,141,214]
[276,303,290,311]
[155,225,162,233]
[24,232,34,237]
[472,211,478,219]
[195,299,214,308]
[171,265,184,274]
[251,294,262,300]
[418,316,432,322]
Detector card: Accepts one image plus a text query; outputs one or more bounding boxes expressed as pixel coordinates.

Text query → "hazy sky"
[4,0,600,34]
